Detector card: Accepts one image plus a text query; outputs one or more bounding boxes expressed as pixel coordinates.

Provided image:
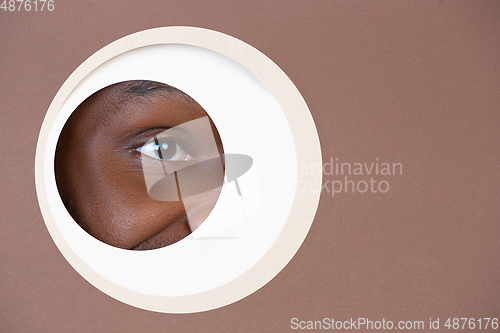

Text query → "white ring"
[35,27,322,313]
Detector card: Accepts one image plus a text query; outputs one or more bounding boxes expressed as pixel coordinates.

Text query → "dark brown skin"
[55,82,223,250]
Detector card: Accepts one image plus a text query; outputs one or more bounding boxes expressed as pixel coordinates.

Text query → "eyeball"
[137,137,195,162]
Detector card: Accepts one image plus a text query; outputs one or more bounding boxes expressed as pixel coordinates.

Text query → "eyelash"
[136,136,195,162]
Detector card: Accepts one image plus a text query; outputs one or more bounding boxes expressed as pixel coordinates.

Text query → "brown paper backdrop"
[1,1,498,332]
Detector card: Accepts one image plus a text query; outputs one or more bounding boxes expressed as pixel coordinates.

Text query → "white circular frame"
[35,27,322,313]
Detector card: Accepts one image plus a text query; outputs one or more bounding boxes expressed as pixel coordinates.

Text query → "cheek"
[63,142,189,249]
[101,200,187,249]
[78,175,189,249]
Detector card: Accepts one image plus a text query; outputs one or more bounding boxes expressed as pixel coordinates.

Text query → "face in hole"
[55,81,224,250]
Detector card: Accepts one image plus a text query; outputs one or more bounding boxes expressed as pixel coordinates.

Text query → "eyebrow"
[122,80,197,105]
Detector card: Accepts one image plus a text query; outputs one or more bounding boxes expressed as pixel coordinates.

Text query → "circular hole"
[54,80,224,251]
[36,28,321,312]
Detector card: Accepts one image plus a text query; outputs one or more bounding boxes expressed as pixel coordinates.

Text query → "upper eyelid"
[121,127,170,150]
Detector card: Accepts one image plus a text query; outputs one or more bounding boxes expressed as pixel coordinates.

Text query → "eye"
[137,136,195,162]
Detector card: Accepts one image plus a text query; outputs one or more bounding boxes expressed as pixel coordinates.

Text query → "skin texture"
[55,81,223,250]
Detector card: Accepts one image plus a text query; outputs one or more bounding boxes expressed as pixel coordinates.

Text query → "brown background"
[1,1,499,332]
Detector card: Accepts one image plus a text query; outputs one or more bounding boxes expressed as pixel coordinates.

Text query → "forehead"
[69,83,208,136]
